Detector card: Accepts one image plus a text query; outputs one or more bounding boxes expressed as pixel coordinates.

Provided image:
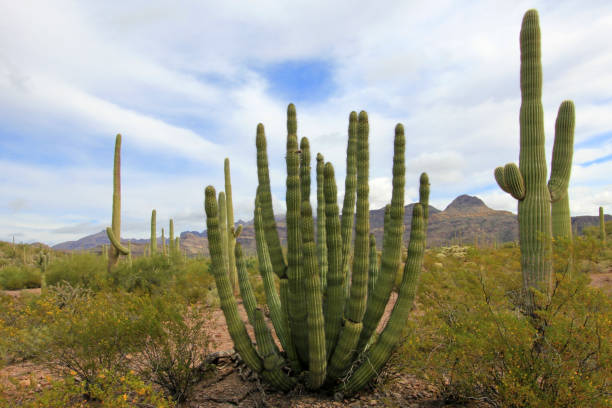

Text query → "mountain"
[53,195,610,255]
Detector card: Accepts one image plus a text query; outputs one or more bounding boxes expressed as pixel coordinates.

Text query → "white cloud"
[1,0,611,244]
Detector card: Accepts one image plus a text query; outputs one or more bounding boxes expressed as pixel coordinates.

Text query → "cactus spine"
[150,209,157,255]
[600,207,606,243]
[205,104,429,395]
[106,134,130,272]
[494,10,575,298]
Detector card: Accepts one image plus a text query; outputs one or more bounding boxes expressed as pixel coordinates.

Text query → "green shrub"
[0,370,175,408]
[39,291,153,384]
[397,250,612,408]
[46,253,106,290]
[0,265,40,290]
[133,300,211,402]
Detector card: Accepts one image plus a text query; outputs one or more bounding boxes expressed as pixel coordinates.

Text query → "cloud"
[1,0,611,244]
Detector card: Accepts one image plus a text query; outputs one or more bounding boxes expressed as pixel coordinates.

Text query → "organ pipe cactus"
[105,134,130,272]
[204,104,429,395]
[494,10,575,297]
[600,207,606,243]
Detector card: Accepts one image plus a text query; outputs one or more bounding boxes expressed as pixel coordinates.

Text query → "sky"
[1,0,611,245]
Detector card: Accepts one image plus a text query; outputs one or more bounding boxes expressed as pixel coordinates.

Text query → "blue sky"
[1,0,611,245]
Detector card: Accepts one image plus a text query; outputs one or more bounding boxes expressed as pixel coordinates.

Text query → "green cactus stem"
[340,201,426,396]
[367,233,379,302]
[218,192,232,289]
[286,104,308,364]
[494,10,575,298]
[316,153,328,295]
[323,162,343,358]
[235,242,257,327]
[357,124,405,354]
[225,158,238,293]
[256,123,287,279]
[340,111,358,306]
[204,186,262,373]
[169,219,175,256]
[151,209,157,255]
[328,111,370,379]
[252,308,296,391]
[600,207,606,243]
[301,198,326,389]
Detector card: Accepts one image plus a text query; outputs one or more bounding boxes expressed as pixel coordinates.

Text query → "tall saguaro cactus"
[105,134,130,272]
[494,10,575,297]
[600,207,606,243]
[150,209,157,255]
[204,104,429,395]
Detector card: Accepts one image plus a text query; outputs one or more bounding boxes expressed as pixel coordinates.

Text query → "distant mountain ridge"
[52,194,611,255]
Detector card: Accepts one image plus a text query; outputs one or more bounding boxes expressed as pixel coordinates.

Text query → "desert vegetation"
[0,8,610,408]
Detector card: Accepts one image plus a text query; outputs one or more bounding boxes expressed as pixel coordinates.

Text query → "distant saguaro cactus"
[600,207,606,243]
[494,10,575,298]
[105,134,130,273]
[150,209,157,255]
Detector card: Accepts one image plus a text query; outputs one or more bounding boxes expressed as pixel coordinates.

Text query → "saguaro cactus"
[150,209,157,255]
[494,10,575,297]
[600,207,606,243]
[105,134,130,272]
[204,104,429,395]
[169,219,175,256]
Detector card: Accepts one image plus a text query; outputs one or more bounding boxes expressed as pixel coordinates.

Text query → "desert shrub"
[109,255,214,302]
[45,253,107,290]
[133,299,211,402]
[0,292,59,364]
[172,258,215,304]
[39,291,153,384]
[0,370,175,408]
[0,265,40,290]
[398,257,612,408]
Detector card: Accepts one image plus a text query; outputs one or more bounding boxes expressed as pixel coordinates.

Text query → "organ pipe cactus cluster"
[204,104,429,395]
[494,10,575,296]
[105,134,130,272]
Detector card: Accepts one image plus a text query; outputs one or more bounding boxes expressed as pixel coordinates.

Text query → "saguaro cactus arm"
[316,153,328,294]
[106,228,129,255]
[548,101,575,202]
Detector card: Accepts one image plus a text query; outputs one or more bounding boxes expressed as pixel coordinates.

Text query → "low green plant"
[396,246,612,408]
[0,265,40,290]
[134,300,211,402]
[39,291,153,384]
[45,253,107,290]
[0,370,175,408]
